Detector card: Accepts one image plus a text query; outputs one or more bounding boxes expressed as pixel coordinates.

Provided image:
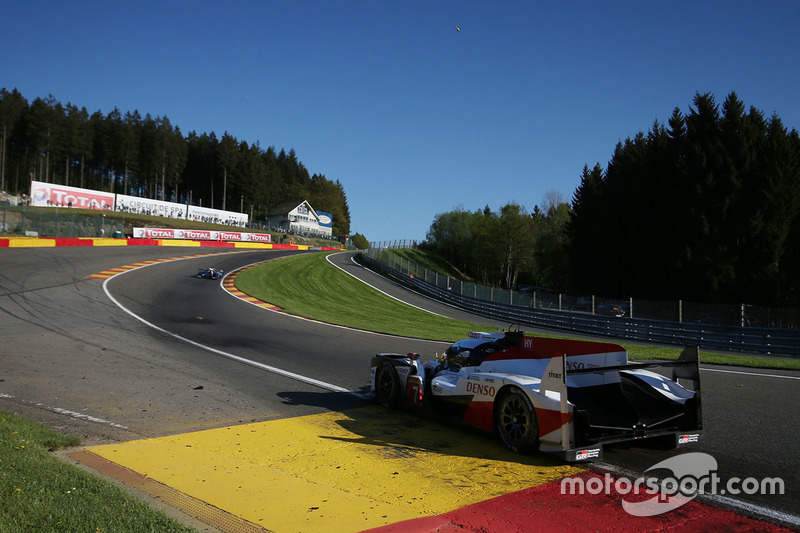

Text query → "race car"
[369,330,701,461]
[197,267,223,280]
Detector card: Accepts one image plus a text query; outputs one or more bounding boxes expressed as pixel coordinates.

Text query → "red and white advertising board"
[132,228,271,243]
[30,180,115,210]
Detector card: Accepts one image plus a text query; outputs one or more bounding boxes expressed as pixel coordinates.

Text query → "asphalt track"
[1,244,798,531]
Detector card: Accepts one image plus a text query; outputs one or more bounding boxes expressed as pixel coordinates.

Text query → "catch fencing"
[360,248,800,357]
[1,204,124,238]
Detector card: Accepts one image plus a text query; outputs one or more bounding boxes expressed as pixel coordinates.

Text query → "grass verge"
[0,410,194,533]
[375,247,468,280]
[235,252,800,370]
[235,251,496,341]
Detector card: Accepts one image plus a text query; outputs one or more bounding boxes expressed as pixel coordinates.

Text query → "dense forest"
[0,88,351,235]
[427,92,800,307]
[424,191,571,293]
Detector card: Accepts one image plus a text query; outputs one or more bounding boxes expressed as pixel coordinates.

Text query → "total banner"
[30,180,115,210]
[133,228,271,243]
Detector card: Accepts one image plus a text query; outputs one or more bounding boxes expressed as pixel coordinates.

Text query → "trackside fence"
[358,250,800,357]
[1,204,124,238]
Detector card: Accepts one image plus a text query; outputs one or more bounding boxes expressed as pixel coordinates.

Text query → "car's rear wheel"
[375,363,402,409]
[495,387,540,453]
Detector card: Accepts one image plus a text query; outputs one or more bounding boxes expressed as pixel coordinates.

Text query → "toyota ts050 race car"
[197,267,223,279]
[370,330,701,461]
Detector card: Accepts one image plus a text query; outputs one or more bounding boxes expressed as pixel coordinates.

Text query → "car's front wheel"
[375,363,402,409]
[495,387,540,453]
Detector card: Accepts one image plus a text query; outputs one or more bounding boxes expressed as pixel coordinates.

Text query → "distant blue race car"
[197,267,223,280]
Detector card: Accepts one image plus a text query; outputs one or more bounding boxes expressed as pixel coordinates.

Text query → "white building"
[265,200,332,237]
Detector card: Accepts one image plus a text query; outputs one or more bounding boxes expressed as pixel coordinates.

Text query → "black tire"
[375,363,402,409]
[495,387,540,453]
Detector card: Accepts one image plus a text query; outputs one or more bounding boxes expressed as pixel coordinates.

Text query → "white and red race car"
[370,330,701,461]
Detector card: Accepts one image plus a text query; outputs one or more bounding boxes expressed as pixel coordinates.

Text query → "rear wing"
[540,346,702,461]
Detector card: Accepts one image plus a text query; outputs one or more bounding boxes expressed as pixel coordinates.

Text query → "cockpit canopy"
[445,332,523,369]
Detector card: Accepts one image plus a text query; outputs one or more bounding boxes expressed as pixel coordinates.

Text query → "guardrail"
[358,253,800,358]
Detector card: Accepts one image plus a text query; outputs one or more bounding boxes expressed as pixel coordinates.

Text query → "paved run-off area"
[82,406,581,532]
[76,406,793,533]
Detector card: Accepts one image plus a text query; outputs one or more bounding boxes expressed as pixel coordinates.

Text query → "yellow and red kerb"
[223,266,282,310]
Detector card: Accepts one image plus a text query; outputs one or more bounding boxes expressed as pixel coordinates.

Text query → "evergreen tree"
[567,91,800,306]
[567,163,604,293]
[0,89,28,191]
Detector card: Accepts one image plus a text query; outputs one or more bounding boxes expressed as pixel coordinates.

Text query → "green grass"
[0,410,195,533]
[235,252,496,341]
[382,248,468,280]
[236,251,800,370]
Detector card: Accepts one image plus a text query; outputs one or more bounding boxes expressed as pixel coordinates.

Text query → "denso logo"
[466,381,496,397]
[566,361,585,370]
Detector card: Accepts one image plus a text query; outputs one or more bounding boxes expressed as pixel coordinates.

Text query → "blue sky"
[3,1,799,243]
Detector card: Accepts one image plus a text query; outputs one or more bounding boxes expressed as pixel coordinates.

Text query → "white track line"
[596,460,800,529]
[701,368,800,380]
[325,251,451,317]
[220,256,451,345]
[0,393,128,429]
[101,256,350,394]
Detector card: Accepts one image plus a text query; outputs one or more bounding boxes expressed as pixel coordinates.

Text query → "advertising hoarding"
[116,194,187,219]
[30,180,115,210]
